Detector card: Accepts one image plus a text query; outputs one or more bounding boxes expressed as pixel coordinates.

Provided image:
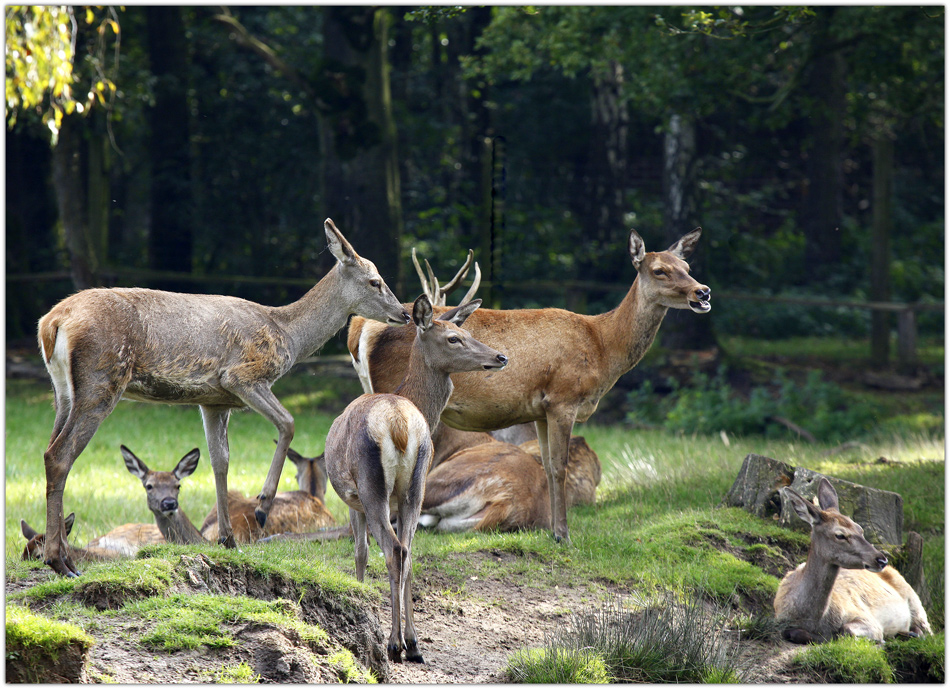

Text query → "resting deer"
[37,219,409,576]
[325,294,508,663]
[774,478,931,643]
[121,445,335,544]
[20,513,156,564]
[420,436,601,533]
[348,228,710,545]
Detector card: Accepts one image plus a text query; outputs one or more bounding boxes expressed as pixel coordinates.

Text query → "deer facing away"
[37,219,408,576]
[121,445,335,545]
[774,478,931,643]
[348,228,710,545]
[420,436,601,533]
[325,295,508,664]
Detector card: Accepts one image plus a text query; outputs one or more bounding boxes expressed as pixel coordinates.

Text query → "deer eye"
[369,279,381,289]
[653,268,665,277]
[835,533,847,541]
[145,484,153,491]
[448,336,460,344]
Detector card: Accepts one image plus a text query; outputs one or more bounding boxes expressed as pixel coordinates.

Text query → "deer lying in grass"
[774,478,932,643]
[37,219,408,576]
[122,445,335,545]
[325,295,508,663]
[21,513,158,564]
[348,228,710,545]
[420,436,600,533]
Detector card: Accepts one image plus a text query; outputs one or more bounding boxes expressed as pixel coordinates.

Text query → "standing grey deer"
[325,294,508,664]
[37,219,409,576]
[774,478,931,643]
[347,228,710,545]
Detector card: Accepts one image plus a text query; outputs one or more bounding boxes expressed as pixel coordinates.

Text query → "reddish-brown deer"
[121,446,335,544]
[348,228,710,545]
[325,295,508,664]
[37,219,409,576]
[21,513,157,564]
[420,436,601,533]
[774,478,931,643]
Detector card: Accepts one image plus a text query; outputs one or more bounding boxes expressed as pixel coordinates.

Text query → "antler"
[411,249,480,306]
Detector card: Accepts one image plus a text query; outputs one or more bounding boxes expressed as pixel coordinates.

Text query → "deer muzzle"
[688,286,712,313]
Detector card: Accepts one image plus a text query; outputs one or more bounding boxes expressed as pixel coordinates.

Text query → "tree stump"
[724,453,903,545]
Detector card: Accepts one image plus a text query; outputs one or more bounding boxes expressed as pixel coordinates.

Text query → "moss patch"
[6,604,95,683]
[792,636,895,683]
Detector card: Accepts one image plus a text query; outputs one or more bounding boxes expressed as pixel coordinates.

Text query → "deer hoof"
[254,508,268,527]
[405,641,425,664]
[218,534,237,549]
[387,644,403,663]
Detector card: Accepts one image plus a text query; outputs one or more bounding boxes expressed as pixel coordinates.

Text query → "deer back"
[201,489,335,543]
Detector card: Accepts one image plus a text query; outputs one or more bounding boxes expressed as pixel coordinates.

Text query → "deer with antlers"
[325,294,508,663]
[348,228,711,545]
[37,220,409,576]
[775,478,931,643]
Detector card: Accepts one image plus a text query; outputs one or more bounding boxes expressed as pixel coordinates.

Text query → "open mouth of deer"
[688,288,712,314]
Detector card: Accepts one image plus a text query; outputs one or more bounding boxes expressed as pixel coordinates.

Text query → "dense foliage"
[6,6,944,347]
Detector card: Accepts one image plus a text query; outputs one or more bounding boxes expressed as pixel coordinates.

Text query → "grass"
[5,359,944,682]
[792,636,896,683]
[5,603,96,683]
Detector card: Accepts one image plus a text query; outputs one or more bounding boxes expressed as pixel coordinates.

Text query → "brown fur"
[201,490,336,543]
[349,229,709,544]
[421,436,601,532]
[21,514,131,564]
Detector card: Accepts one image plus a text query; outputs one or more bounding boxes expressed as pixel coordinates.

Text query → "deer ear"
[412,294,434,331]
[667,227,702,260]
[21,519,38,540]
[629,229,646,270]
[64,512,76,535]
[816,477,840,512]
[438,299,481,327]
[784,487,823,527]
[174,449,201,480]
[325,218,358,265]
[121,445,149,480]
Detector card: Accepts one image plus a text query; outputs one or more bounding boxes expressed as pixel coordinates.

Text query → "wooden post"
[896,308,917,373]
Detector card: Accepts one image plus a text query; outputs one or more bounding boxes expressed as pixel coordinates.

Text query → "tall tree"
[146,6,194,281]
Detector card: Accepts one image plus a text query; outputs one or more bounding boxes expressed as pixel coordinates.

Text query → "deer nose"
[695,287,711,301]
[159,497,178,513]
[401,310,411,324]
[496,354,509,366]
[876,555,888,569]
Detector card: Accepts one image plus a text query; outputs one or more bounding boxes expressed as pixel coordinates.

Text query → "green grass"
[5,603,96,683]
[792,636,896,683]
[5,367,944,682]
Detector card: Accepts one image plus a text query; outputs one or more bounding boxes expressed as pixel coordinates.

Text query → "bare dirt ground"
[7,550,806,684]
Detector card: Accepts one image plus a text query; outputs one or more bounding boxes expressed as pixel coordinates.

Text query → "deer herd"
[24,219,930,663]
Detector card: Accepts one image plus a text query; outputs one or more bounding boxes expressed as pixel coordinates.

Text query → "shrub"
[626,365,881,442]
[508,593,743,684]
[505,647,610,684]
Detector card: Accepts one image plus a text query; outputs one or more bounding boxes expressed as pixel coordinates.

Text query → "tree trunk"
[660,113,717,351]
[319,6,403,294]
[800,8,845,277]
[146,6,194,285]
[52,113,98,290]
[870,134,894,366]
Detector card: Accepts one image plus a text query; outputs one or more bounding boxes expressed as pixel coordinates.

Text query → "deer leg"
[363,496,406,663]
[534,419,558,534]
[540,408,577,545]
[200,405,236,548]
[396,501,425,663]
[350,508,369,582]
[227,384,295,527]
[43,390,122,576]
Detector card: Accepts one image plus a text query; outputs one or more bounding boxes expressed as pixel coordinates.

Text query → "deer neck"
[596,277,669,379]
[393,347,454,431]
[272,265,352,362]
[154,508,205,545]
[789,545,840,621]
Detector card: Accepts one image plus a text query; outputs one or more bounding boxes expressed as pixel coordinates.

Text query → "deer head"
[122,446,201,517]
[784,478,889,573]
[325,219,410,326]
[630,228,711,314]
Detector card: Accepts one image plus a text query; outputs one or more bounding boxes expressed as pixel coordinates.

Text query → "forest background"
[5,5,945,386]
